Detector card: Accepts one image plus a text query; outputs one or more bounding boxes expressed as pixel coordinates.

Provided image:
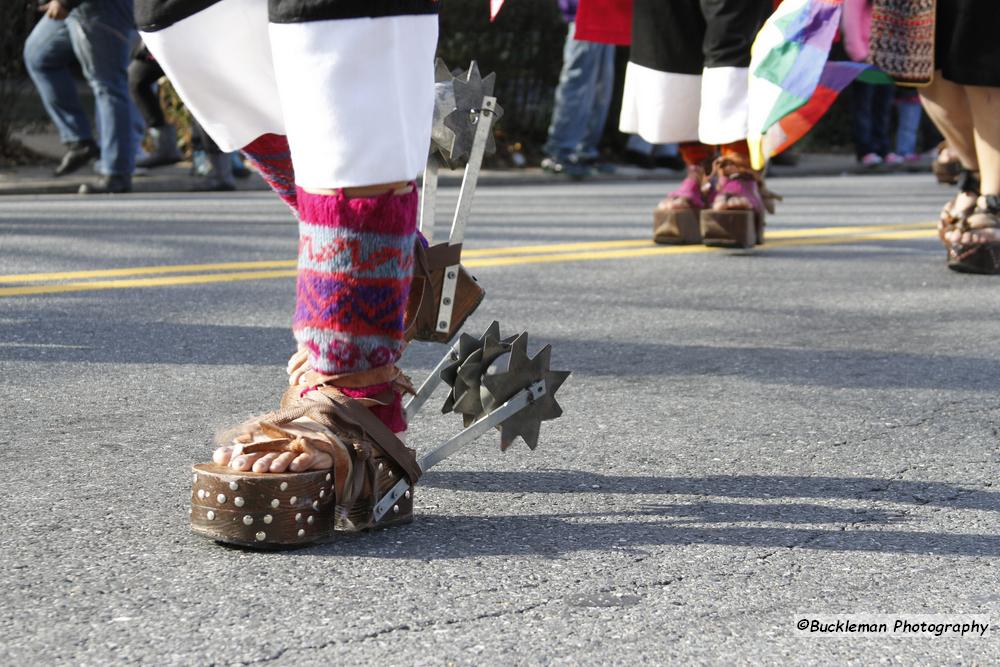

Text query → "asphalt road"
[1,173,999,665]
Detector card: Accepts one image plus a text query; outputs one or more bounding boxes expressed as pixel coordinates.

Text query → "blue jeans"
[24,0,136,177]
[543,22,616,162]
[895,97,923,156]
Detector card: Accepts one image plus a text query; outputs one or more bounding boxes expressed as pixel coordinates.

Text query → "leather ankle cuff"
[958,169,980,194]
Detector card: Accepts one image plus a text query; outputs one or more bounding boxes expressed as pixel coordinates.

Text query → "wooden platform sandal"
[652,165,711,245]
[699,156,776,249]
[947,194,1000,275]
[191,373,421,549]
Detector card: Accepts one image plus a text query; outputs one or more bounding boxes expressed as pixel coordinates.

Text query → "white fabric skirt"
[141,0,437,188]
[619,62,751,145]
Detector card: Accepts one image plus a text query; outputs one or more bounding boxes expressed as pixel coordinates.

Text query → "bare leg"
[919,74,978,170]
[949,85,1000,245]
[966,86,1000,196]
[304,181,409,197]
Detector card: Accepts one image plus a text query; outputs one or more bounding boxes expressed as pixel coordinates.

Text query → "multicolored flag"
[747,0,892,169]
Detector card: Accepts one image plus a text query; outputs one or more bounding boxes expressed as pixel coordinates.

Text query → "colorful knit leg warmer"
[679,141,716,168]
[293,186,417,432]
[241,134,297,209]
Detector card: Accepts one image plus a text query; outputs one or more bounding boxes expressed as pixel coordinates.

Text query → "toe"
[230,452,263,471]
[252,452,279,473]
[213,446,234,465]
[270,452,296,473]
[289,452,314,472]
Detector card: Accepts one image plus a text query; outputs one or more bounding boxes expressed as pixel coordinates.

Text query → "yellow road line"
[0,269,297,297]
[0,260,297,284]
[0,223,938,298]
[462,228,938,269]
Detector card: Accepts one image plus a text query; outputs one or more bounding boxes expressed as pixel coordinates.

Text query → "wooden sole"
[191,464,336,548]
[653,207,701,245]
[337,451,415,532]
[191,449,417,548]
[700,209,760,249]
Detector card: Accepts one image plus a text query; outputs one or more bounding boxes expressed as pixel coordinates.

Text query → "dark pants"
[128,55,166,127]
[852,81,892,158]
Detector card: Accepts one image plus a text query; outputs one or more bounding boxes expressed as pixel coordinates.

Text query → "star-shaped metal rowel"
[452,325,514,426]
[431,60,504,167]
[440,321,509,419]
[440,329,487,414]
[481,333,570,451]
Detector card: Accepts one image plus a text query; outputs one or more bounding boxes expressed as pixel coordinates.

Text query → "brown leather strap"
[298,364,402,390]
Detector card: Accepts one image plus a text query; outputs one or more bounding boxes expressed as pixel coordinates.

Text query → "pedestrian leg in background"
[885,88,923,166]
[70,0,137,194]
[128,45,183,168]
[541,22,615,179]
[852,80,892,167]
[190,120,235,191]
[23,16,99,177]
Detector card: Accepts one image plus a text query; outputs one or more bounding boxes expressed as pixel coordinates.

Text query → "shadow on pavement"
[421,470,998,512]
[4,317,1000,393]
[298,470,1000,560]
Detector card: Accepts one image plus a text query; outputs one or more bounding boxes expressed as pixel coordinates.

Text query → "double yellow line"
[0,221,936,298]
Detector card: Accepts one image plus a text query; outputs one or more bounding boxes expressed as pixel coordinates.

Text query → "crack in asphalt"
[239,601,550,665]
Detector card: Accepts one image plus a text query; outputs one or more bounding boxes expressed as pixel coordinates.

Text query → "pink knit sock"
[241,134,296,209]
[294,185,417,433]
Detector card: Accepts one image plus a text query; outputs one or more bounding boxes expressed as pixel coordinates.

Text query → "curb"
[0,161,934,196]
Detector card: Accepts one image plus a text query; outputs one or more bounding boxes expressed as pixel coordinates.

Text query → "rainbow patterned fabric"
[748,0,892,169]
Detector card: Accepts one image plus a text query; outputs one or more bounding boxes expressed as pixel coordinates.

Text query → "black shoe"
[78,174,132,194]
[53,140,99,177]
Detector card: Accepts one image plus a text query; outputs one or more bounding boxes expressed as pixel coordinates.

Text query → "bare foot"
[287,346,310,386]
[214,417,336,473]
[713,193,752,210]
[944,197,1000,245]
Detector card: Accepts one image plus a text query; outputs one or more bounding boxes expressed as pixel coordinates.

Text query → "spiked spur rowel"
[431,59,504,168]
[481,333,570,451]
[440,321,513,424]
[439,323,569,451]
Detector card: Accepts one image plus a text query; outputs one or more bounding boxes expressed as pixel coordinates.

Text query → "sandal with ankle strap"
[652,165,712,245]
[939,170,979,246]
[947,194,1000,275]
[699,156,775,248]
[191,372,420,548]
[933,142,963,185]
